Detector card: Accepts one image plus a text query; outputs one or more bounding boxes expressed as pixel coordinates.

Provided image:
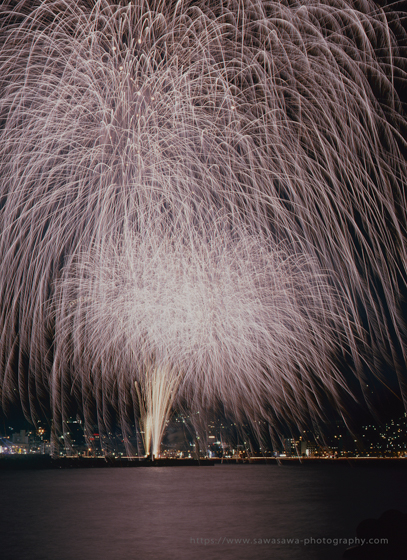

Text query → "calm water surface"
[0,464,406,560]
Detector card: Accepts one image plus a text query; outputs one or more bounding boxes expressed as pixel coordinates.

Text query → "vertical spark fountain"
[135,364,180,457]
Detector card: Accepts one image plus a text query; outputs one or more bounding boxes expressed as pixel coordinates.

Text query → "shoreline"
[1,455,407,470]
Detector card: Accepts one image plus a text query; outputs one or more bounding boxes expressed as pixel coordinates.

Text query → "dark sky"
[0,0,407,439]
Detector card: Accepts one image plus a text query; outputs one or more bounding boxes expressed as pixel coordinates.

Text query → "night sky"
[0,0,407,452]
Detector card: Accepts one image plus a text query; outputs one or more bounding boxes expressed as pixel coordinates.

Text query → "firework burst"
[1,0,406,455]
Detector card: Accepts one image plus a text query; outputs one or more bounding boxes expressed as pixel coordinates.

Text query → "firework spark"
[1,0,406,455]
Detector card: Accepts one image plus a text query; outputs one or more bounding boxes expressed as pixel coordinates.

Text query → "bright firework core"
[1,0,407,456]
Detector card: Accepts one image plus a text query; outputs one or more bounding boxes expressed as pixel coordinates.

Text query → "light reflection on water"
[0,464,406,560]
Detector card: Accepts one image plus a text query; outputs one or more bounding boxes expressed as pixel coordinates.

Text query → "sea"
[0,463,406,560]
